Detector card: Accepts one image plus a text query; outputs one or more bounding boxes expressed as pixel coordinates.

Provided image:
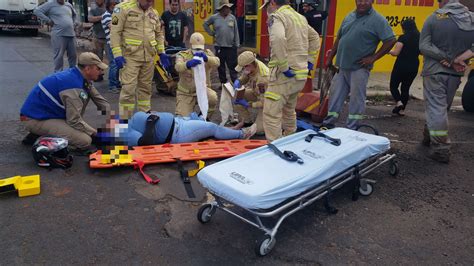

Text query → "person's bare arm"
[389,42,404,56]
[359,38,396,67]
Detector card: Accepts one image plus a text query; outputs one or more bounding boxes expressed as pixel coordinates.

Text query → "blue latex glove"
[308,62,314,71]
[114,56,126,69]
[194,52,208,62]
[283,68,296,78]
[234,98,249,108]
[159,53,171,70]
[233,79,241,90]
[186,59,202,69]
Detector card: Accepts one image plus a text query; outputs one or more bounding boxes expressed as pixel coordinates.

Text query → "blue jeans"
[105,43,120,89]
[171,117,242,143]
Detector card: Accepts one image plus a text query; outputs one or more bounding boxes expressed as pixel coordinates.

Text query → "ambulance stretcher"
[196,128,398,256]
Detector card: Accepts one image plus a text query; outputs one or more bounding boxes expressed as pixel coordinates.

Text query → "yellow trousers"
[263,79,305,141]
[175,88,218,118]
[119,59,154,119]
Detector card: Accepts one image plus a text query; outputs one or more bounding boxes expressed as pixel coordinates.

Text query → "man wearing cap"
[174,32,220,117]
[20,52,111,153]
[110,0,169,119]
[232,51,269,134]
[260,0,320,141]
[203,0,240,85]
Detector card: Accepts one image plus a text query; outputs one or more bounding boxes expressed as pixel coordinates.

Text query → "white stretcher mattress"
[197,128,390,210]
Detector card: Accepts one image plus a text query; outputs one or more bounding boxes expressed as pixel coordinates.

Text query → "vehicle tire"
[197,204,215,224]
[462,72,474,112]
[255,235,276,256]
[389,161,399,177]
[359,183,374,196]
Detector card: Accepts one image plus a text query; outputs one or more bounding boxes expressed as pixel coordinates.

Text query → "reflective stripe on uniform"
[429,130,448,137]
[119,103,135,108]
[268,59,288,68]
[294,69,308,79]
[150,40,157,46]
[348,114,364,120]
[264,91,281,101]
[137,100,150,106]
[309,50,318,56]
[125,39,142,45]
[38,81,65,109]
[156,44,165,53]
[327,111,339,118]
[112,47,122,56]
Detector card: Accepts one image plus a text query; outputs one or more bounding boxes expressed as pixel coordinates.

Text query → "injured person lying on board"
[96,111,258,147]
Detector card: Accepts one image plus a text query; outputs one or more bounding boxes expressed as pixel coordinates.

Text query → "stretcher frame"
[197,151,398,256]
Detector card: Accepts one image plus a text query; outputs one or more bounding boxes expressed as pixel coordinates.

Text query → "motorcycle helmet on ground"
[32,136,73,169]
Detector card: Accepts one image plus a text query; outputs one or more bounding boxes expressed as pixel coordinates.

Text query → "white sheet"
[193,56,208,120]
[197,128,390,210]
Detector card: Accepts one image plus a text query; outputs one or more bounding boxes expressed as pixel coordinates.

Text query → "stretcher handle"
[267,143,304,164]
[305,132,341,146]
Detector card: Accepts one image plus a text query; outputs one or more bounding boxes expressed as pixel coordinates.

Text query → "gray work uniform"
[323,8,394,129]
[203,13,240,84]
[419,12,474,153]
[34,1,77,72]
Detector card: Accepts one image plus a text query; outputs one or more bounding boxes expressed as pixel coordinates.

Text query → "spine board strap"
[134,159,160,184]
[176,158,196,198]
[305,132,341,146]
[138,114,160,146]
[267,143,304,164]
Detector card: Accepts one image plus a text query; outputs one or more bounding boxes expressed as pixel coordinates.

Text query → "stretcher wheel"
[197,204,215,224]
[255,235,276,256]
[359,183,373,196]
[389,161,399,176]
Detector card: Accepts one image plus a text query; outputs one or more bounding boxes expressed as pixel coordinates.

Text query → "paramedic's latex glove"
[283,68,296,78]
[114,56,126,69]
[234,98,249,108]
[194,52,208,62]
[159,53,171,70]
[186,59,202,69]
[233,79,241,90]
[308,62,314,71]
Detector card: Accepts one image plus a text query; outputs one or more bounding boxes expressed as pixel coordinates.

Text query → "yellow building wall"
[334,1,437,72]
[192,0,215,44]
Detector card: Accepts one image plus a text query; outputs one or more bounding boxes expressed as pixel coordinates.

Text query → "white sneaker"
[241,123,257,139]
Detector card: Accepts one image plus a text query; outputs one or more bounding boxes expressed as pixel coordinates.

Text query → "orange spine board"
[89,140,268,168]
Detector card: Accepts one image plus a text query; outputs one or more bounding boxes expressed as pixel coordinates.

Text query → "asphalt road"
[1,31,473,265]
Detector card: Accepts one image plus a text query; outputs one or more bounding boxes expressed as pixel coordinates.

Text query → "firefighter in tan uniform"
[110,0,170,119]
[260,0,320,141]
[174,32,219,117]
[232,51,269,134]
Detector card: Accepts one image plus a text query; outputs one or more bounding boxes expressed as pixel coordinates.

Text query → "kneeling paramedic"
[20,52,111,153]
[232,51,269,134]
[120,111,257,146]
[174,32,220,118]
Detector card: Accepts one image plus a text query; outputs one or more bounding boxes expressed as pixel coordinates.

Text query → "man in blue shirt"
[20,53,111,154]
[322,0,396,130]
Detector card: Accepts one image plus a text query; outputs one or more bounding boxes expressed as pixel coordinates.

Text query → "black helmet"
[32,136,73,169]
